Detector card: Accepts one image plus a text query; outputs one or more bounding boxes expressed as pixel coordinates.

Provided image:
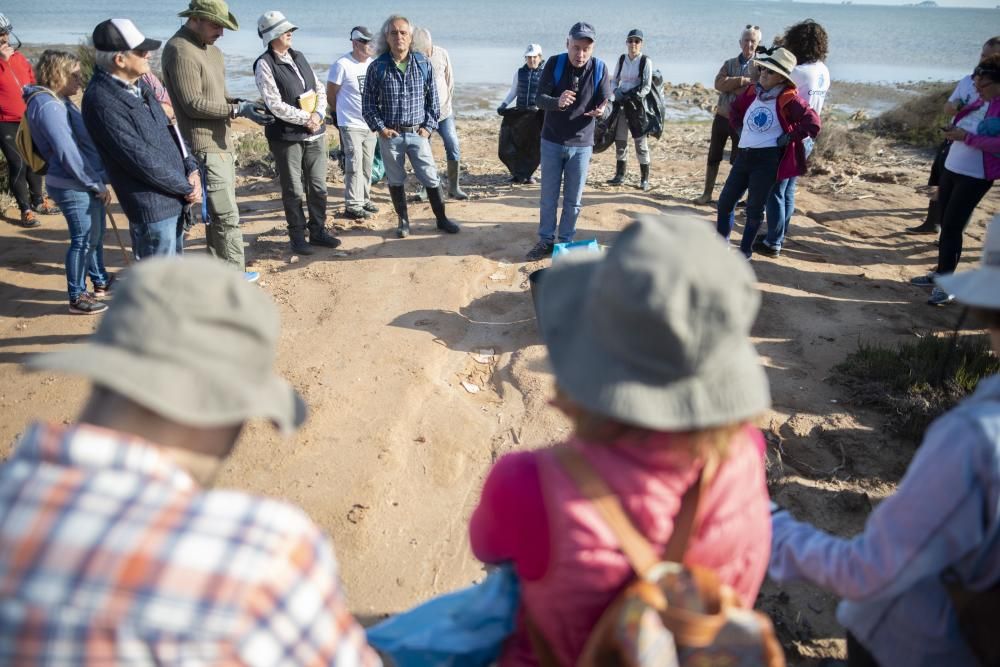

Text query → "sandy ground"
[1,114,998,663]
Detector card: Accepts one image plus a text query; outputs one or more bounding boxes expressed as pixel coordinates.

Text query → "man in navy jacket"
[82,19,200,259]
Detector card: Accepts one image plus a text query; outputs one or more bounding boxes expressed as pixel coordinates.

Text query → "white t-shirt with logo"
[327,52,372,129]
[948,75,979,111]
[739,95,784,149]
[945,103,988,179]
[790,61,830,114]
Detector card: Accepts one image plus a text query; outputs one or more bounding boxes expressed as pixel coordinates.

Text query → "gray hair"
[94,50,127,71]
[373,14,410,56]
[411,26,432,56]
[741,24,762,43]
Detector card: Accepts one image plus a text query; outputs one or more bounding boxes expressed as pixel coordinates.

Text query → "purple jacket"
[954,97,1000,181]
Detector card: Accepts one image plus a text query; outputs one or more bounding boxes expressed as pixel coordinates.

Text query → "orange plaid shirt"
[0,422,380,666]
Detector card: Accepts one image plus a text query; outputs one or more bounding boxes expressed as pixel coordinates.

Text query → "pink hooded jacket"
[953,96,1000,181]
[469,427,772,666]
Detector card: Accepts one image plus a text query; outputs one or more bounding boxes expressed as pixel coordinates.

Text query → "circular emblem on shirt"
[748,107,776,133]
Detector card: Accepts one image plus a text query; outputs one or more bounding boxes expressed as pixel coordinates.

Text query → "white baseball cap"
[524,43,542,57]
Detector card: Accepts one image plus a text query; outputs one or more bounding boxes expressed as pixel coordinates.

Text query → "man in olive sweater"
[162,0,273,280]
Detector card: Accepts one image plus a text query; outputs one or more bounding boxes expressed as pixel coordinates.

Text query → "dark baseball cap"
[350,26,373,42]
[627,28,643,41]
[569,21,596,41]
[92,18,162,52]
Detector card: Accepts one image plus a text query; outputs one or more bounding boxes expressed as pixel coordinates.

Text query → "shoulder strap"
[593,57,605,88]
[554,447,713,577]
[639,55,648,81]
[616,54,625,85]
[553,53,567,87]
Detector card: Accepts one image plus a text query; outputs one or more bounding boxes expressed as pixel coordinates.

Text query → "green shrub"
[861,83,952,149]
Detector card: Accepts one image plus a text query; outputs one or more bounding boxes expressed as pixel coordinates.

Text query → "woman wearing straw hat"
[770,213,1000,667]
[469,215,773,665]
[716,47,820,259]
[911,53,1000,306]
[23,50,112,315]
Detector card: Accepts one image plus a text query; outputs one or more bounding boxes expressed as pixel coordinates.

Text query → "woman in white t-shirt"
[909,37,1000,235]
[757,20,830,258]
[911,54,1000,306]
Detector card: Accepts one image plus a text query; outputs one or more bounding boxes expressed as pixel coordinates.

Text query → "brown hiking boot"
[19,210,40,228]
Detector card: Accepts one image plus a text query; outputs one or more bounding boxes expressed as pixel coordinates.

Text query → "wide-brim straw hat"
[178,0,239,31]
[936,213,1000,310]
[27,256,305,434]
[535,215,771,431]
[756,47,797,83]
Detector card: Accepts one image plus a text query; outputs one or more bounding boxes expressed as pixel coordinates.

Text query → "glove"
[496,103,507,115]
[235,100,275,126]
[776,132,792,148]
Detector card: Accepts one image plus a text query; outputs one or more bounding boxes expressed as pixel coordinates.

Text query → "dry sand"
[1,114,998,663]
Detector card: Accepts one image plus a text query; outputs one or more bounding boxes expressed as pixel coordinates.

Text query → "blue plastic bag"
[552,239,600,262]
[367,565,520,667]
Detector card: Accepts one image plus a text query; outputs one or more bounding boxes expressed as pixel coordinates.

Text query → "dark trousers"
[707,113,739,166]
[0,120,44,212]
[716,146,782,255]
[935,167,993,275]
[927,140,950,186]
[847,633,880,667]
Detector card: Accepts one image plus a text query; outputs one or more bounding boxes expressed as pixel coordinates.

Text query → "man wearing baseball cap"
[81,18,202,259]
[525,21,611,261]
[162,0,274,282]
[328,26,379,221]
[0,256,380,664]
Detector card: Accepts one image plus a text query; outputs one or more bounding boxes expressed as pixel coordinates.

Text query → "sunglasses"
[745,24,760,30]
[626,39,641,44]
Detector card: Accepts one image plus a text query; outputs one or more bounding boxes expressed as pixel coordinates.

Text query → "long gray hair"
[410,26,432,56]
[372,14,411,56]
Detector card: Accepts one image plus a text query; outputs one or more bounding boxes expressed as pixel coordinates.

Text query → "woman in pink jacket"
[469,215,773,666]
[910,53,1000,306]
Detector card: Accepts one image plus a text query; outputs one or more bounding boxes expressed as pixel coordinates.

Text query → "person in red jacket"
[716,46,820,259]
[0,14,57,227]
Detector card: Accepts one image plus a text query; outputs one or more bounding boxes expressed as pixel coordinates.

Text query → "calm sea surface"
[11,0,998,99]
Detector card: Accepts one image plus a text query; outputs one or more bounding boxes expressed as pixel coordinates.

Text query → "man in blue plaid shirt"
[363,14,460,238]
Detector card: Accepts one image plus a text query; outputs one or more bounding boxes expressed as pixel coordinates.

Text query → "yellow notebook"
[297,90,318,113]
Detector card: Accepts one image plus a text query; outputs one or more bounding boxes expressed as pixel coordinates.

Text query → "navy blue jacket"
[82,67,198,225]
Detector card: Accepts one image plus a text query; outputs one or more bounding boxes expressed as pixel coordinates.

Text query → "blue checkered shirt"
[362,51,439,133]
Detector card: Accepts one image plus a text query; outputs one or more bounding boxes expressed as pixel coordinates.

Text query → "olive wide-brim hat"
[178,0,239,31]
[536,215,771,431]
[27,257,305,434]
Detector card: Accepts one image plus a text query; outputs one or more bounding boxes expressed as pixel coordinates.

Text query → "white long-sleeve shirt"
[254,50,327,142]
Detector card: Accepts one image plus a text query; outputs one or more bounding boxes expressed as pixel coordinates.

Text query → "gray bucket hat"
[535,215,770,430]
[27,256,305,434]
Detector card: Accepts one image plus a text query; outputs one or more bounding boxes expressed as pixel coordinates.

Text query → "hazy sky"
[825,0,997,5]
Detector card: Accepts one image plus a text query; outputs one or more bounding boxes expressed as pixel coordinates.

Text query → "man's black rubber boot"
[639,164,650,191]
[427,186,460,234]
[389,185,411,238]
[607,160,627,185]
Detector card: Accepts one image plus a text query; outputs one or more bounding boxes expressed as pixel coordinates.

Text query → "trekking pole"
[104,193,131,267]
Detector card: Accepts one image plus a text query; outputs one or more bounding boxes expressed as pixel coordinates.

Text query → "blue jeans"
[764,176,796,250]
[379,132,440,188]
[48,186,109,302]
[716,147,781,257]
[132,214,184,260]
[435,115,461,162]
[539,138,593,244]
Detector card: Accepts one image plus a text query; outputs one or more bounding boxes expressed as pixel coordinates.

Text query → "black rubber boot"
[694,163,720,204]
[289,228,314,255]
[427,186,460,234]
[639,164,650,191]
[906,199,941,234]
[389,185,411,238]
[607,160,627,185]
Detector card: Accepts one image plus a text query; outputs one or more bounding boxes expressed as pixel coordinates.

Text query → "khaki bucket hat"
[178,0,239,31]
[27,256,305,434]
[535,215,770,430]
[936,213,1000,309]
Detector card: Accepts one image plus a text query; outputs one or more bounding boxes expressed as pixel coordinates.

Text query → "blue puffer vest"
[516,61,545,108]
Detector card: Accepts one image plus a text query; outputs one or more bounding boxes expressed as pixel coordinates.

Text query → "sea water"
[11,0,997,103]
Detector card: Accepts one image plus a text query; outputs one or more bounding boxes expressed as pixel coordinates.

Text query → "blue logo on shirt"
[748,107,775,132]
